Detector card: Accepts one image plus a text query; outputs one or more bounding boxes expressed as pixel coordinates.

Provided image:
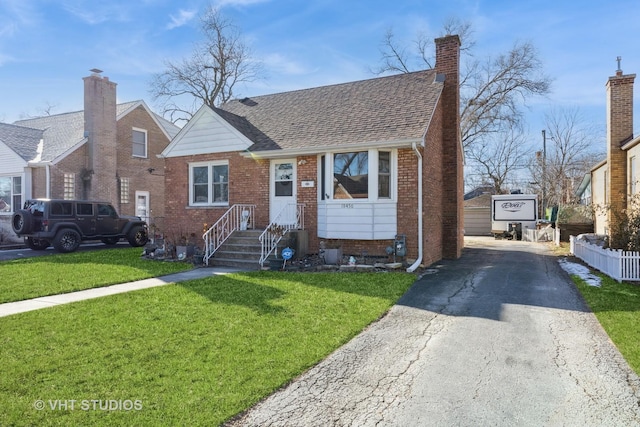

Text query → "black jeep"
[12,199,148,253]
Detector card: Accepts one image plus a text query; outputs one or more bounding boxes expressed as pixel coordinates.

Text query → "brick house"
[161,35,463,269]
[590,66,638,240]
[0,70,180,243]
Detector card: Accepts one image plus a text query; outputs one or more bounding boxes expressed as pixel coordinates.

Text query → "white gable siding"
[0,143,28,174]
[592,164,608,235]
[162,107,252,158]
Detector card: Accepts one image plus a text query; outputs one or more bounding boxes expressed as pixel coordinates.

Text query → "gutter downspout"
[407,142,423,272]
[45,163,51,198]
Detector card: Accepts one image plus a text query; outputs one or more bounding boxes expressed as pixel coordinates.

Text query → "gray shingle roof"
[0,122,44,162]
[15,110,86,162]
[219,69,442,152]
[11,101,179,163]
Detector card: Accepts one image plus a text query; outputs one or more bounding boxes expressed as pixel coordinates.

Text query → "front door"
[135,191,150,224]
[270,159,297,224]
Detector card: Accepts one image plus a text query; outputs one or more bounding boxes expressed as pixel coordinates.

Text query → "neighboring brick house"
[161,35,463,269]
[0,70,180,243]
[590,66,638,239]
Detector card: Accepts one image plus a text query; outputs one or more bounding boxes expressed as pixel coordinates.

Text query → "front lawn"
[0,248,192,303]
[0,271,415,426]
[572,273,640,375]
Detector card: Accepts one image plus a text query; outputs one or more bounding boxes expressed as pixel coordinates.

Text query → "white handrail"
[203,204,255,265]
[259,203,305,266]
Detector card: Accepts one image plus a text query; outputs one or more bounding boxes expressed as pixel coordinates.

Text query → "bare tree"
[17,101,60,120]
[467,123,534,194]
[529,107,604,209]
[461,42,551,150]
[372,18,475,74]
[373,19,552,190]
[150,6,262,124]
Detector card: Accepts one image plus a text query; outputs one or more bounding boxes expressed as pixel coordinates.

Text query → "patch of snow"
[558,258,601,287]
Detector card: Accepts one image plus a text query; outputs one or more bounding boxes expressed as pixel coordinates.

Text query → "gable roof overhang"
[575,173,591,197]
[621,134,640,151]
[117,100,181,141]
[161,105,253,158]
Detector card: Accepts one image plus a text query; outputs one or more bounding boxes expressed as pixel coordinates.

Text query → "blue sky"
[1,0,639,150]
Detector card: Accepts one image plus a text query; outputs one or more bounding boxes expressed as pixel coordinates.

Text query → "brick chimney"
[606,64,635,241]
[83,69,117,201]
[435,35,463,259]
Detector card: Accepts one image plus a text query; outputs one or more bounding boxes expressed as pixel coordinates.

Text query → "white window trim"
[0,175,22,215]
[630,156,637,196]
[132,127,148,158]
[321,149,397,203]
[189,160,230,207]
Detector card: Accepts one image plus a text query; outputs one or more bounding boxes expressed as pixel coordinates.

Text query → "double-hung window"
[190,161,229,206]
[0,176,22,214]
[132,128,147,158]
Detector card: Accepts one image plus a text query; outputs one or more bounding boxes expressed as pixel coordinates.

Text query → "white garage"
[464,194,492,236]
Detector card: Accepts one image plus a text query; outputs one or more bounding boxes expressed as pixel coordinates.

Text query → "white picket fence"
[523,225,560,245]
[570,236,640,282]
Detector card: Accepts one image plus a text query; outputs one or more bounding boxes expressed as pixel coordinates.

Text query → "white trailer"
[491,194,538,240]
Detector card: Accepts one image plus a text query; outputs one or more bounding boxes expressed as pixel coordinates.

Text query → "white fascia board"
[239,138,422,159]
[161,105,253,158]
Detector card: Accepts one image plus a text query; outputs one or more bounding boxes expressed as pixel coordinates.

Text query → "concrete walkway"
[0,267,241,318]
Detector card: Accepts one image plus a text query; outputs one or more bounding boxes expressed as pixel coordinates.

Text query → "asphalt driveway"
[228,237,640,426]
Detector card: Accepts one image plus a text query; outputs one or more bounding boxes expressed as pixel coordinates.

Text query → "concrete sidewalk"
[0,267,241,318]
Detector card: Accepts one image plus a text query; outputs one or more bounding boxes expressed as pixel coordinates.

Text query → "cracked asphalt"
[226,237,640,426]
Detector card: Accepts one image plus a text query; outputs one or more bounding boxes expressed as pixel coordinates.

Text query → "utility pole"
[542,129,547,220]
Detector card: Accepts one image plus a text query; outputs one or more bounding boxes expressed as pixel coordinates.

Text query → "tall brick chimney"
[435,35,463,259]
[606,64,635,242]
[83,69,117,201]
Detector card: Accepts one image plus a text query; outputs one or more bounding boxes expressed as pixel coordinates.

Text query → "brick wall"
[435,35,463,259]
[295,155,319,252]
[164,152,270,241]
[48,146,88,199]
[423,101,445,266]
[29,95,170,227]
[83,73,118,201]
[115,105,170,221]
[606,71,636,242]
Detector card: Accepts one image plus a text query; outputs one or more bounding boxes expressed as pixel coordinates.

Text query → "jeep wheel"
[101,237,120,245]
[12,210,33,234]
[127,226,148,247]
[53,229,81,253]
[25,237,50,251]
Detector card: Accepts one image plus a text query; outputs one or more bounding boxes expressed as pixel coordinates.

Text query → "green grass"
[572,273,640,375]
[0,248,192,303]
[0,271,415,426]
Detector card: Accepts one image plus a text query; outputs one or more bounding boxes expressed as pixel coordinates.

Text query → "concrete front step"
[207,228,265,270]
[208,256,262,270]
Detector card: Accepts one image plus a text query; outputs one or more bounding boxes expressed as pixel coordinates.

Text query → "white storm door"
[270,160,296,224]
[135,191,150,223]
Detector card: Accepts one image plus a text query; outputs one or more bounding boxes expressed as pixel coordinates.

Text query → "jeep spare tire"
[53,229,81,253]
[12,210,33,234]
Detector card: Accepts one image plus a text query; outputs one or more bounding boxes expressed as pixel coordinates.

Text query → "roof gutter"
[239,138,422,159]
[407,142,423,273]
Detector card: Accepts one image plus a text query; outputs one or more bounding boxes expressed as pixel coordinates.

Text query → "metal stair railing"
[203,204,255,265]
[259,203,305,267]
